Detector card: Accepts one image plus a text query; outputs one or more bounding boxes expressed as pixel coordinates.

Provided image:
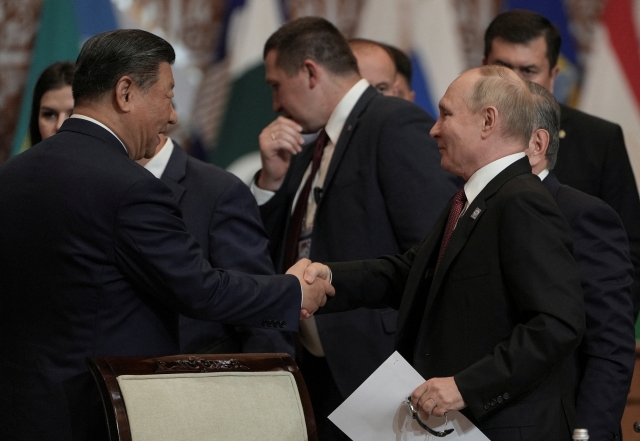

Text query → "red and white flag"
[579,0,640,189]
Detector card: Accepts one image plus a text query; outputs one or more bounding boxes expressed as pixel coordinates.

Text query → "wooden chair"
[87,353,317,441]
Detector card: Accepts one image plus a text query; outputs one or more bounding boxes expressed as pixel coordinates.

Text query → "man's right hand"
[286,258,335,319]
[257,116,305,191]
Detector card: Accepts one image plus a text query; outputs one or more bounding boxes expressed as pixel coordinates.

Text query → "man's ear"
[303,59,320,89]
[480,106,498,139]
[527,128,550,168]
[114,76,135,112]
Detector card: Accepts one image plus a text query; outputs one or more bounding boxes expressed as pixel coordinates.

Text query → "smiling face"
[430,71,485,181]
[129,62,178,159]
[38,85,74,140]
[484,36,558,92]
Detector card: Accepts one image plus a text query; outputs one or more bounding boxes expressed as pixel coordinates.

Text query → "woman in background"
[29,61,75,146]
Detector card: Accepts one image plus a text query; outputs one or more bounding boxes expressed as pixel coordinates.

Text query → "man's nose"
[169,105,178,125]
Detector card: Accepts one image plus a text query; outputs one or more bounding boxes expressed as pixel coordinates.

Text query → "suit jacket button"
[503,393,510,400]
[496,396,503,404]
[279,321,286,328]
[490,399,497,407]
[483,403,490,410]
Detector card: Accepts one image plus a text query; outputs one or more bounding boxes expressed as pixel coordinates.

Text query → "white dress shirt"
[70,114,128,154]
[142,137,174,178]
[463,152,526,214]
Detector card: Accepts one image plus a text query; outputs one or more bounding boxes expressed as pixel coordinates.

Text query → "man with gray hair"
[0,29,333,441]
[525,82,635,441]
[305,65,585,440]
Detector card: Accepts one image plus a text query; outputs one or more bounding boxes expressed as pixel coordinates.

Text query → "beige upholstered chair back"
[87,354,317,441]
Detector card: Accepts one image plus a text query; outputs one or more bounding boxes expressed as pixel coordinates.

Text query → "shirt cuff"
[250,176,276,206]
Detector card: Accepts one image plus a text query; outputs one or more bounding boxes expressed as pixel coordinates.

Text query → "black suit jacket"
[326,158,585,440]
[0,119,300,441]
[542,172,635,440]
[260,87,460,397]
[160,143,294,355]
[555,104,640,317]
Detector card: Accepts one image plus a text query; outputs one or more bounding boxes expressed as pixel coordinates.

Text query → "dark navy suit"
[542,172,635,441]
[161,143,293,355]
[0,118,301,441]
[555,104,640,317]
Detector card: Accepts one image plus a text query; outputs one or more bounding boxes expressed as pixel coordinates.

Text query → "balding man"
[484,9,640,319]
[307,65,585,440]
[385,44,416,102]
[348,38,397,96]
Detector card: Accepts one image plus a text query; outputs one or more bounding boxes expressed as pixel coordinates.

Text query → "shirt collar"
[70,114,128,154]
[537,168,550,181]
[464,152,526,206]
[324,78,369,145]
[143,137,174,178]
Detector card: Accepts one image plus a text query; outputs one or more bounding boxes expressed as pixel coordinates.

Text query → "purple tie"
[284,130,329,268]
[436,188,467,272]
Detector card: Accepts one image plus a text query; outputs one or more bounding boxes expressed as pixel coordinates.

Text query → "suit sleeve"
[376,105,460,251]
[325,245,420,313]
[113,177,301,332]
[571,201,635,439]
[599,124,640,318]
[207,177,295,356]
[454,191,585,420]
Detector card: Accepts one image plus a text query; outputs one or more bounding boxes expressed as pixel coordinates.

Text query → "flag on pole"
[355,0,466,118]
[190,0,283,182]
[579,0,640,191]
[10,0,117,156]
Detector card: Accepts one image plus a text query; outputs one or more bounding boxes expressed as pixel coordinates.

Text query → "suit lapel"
[321,86,379,199]
[159,141,187,204]
[423,157,532,317]
[395,204,450,332]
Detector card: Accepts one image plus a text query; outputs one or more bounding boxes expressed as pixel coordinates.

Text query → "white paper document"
[328,351,489,440]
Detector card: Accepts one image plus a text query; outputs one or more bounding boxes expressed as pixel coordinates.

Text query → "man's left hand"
[411,377,466,420]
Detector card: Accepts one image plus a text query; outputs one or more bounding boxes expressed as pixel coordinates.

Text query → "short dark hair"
[528,81,560,169]
[385,44,412,84]
[263,17,358,77]
[484,9,561,70]
[73,29,175,105]
[29,61,75,146]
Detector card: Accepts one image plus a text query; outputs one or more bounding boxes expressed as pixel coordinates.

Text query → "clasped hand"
[285,259,334,319]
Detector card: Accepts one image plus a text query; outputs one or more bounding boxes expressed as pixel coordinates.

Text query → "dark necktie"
[435,188,467,272]
[284,130,329,268]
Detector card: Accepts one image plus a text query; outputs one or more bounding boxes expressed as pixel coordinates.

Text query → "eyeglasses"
[403,397,454,437]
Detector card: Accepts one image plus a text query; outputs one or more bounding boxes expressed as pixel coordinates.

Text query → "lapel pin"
[470,207,482,219]
[347,124,352,131]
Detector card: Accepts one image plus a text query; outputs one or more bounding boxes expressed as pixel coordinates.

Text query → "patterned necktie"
[284,130,329,269]
[435,188,467,272]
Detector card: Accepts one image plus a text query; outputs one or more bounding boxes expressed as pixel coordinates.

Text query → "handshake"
[286,258,334,319]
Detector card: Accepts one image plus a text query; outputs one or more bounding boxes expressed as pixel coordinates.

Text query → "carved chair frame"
[86,353,317,441]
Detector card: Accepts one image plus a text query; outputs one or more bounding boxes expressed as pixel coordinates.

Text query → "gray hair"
[465,65,534,147]
[527,81,560,170]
